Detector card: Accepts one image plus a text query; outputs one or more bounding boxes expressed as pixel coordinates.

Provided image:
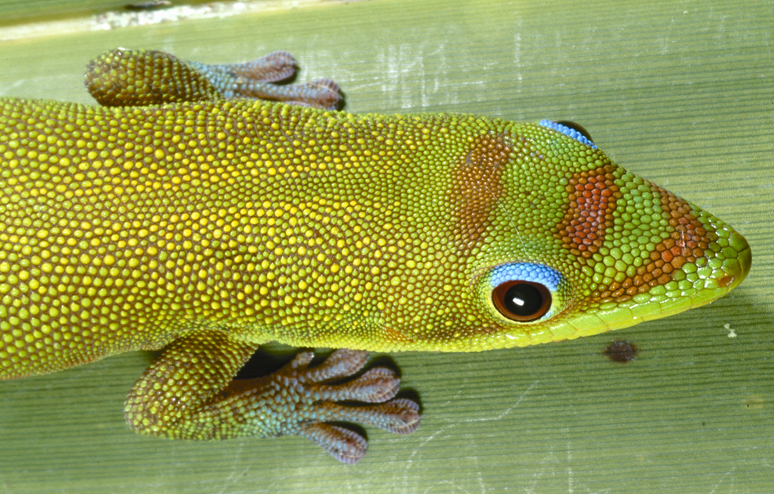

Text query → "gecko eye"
[486,263,563,323]
[538,120,596,148]
[492,280,552,322]
[553,121,593,143]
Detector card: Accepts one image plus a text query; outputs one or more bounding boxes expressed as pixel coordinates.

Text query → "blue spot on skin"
[490,263,563,291]
[538,120,597,149]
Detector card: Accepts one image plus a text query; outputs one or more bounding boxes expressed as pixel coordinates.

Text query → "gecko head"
[433,120,751,350]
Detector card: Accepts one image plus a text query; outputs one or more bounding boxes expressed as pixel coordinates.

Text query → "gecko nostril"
[718,275,734,287]
[715,236,752,290]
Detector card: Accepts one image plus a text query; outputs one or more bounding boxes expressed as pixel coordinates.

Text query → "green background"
[0,0,771,492]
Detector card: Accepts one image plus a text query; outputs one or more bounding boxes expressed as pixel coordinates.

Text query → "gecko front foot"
[255,349,421,464]
[125,331,419,464]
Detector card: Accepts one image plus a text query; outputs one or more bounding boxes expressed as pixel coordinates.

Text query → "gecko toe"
[307,366,400,403]
[299,423,367,464]
[368,398,421,434]
[313,397,421,436]
[302,349,370,383]
[343,367,401,403]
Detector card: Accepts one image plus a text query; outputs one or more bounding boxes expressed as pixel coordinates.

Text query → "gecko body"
[0,49,750,463]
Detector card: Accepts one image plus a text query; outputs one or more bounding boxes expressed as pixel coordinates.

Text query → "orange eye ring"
[492,281,552,322]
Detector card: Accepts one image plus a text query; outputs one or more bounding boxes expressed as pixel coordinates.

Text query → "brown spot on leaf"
[604,340,638,363]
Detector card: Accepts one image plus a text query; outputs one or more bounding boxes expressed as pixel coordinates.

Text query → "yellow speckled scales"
[0,49,751,464]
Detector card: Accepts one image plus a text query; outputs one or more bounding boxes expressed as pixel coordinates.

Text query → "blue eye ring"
[553,120,594,144]
[538,120,597,149]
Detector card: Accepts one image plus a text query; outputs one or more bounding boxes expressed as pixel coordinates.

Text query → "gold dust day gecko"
[0,49,751,463]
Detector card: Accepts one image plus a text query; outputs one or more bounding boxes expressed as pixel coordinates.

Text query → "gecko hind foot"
[84,48,343,110]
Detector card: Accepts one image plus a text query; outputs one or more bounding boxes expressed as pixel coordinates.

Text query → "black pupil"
[503,283,544,317]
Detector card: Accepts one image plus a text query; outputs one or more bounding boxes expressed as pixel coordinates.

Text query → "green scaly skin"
[0,49,751,463]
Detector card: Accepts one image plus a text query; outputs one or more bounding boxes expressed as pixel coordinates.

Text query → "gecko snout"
[715,230,751,290]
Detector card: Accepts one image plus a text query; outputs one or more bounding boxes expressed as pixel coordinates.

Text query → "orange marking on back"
[450,133,511,251]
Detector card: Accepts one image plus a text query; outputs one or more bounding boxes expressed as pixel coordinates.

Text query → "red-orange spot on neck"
[556,165,619,256]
